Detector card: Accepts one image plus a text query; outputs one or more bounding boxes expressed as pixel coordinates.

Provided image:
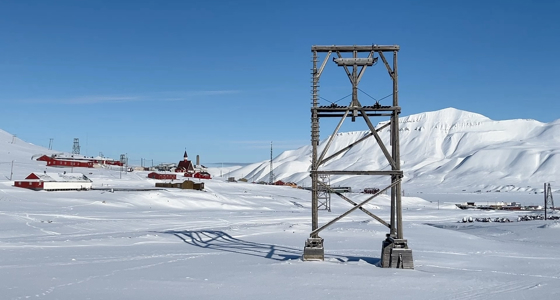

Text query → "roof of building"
[52,154,117,161]
[177,160,194,171]
[25,172,92,182]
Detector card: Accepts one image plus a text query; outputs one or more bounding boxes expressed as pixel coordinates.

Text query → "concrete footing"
[380,236,414,269]
[302,237,324,261]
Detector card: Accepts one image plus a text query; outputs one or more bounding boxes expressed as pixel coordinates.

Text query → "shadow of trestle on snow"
[161,230,380,265]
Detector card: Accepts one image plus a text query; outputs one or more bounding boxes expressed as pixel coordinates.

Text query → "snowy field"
[1,172,559,299]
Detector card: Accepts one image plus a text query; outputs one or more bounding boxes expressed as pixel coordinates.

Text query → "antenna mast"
[269,141,274,184]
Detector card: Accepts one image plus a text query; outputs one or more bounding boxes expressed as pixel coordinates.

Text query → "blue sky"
[1,0,559,165]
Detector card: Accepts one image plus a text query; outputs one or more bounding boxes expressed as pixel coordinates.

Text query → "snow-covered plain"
[1,108,559,299]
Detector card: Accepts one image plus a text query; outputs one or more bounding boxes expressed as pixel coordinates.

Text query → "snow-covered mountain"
[225,108,560,192]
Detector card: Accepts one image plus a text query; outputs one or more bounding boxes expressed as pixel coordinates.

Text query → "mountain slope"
[226,108,560,192]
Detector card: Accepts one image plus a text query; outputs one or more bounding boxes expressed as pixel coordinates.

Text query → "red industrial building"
[46,159,94,168]
[36,154,123,167]
[147,172,177,180]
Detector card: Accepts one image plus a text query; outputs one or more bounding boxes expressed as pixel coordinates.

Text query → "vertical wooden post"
[311,50,319,236]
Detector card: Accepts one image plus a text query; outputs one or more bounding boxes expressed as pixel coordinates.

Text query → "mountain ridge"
[226,107,559,192]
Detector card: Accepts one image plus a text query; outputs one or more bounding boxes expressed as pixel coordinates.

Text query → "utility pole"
[48,138,53,150]
[120,154,126,179]
[10,160,14,180]
[11,135,16,144]
[269,141,274,184]
[545,183,555,220]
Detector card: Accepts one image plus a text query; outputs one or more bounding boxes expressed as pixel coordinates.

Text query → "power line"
[357,88,393,103]
[319,93,352,104]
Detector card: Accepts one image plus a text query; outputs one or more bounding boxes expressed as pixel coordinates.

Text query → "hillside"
[226,108,560,192]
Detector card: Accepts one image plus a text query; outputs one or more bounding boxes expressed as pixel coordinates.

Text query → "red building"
[36,154,123,166]
[147,172,177,180]
[175,151,195,173]
[363,188,380,194]
[46,159,94,168]
[14,172,93,191]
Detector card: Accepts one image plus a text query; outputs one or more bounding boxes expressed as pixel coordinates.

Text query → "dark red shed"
[147,172,177,180]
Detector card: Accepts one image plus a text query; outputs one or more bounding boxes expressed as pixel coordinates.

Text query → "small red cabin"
[194,172,211,179]
[363,188,380,194]
[147,172,177,180]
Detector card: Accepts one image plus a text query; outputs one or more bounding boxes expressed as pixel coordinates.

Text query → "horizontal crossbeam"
[312,45,400,52]
[318,113,393,118]
[333,57,376,66]
[314,106,401,113]
[312,170,403,176]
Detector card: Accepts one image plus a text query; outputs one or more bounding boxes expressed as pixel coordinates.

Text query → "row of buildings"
[13,151,210,191]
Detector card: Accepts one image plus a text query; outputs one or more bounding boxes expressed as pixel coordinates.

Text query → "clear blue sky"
[1,0,559,165]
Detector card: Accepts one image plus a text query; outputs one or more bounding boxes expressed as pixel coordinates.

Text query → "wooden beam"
[312,45,399,52]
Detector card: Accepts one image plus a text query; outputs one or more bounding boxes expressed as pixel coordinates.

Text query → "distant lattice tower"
[72,138,80,154]
[545,183,555,220]
[317,174,331,212]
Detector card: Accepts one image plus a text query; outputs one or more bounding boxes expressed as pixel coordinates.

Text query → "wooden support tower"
[302,44,413,269]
